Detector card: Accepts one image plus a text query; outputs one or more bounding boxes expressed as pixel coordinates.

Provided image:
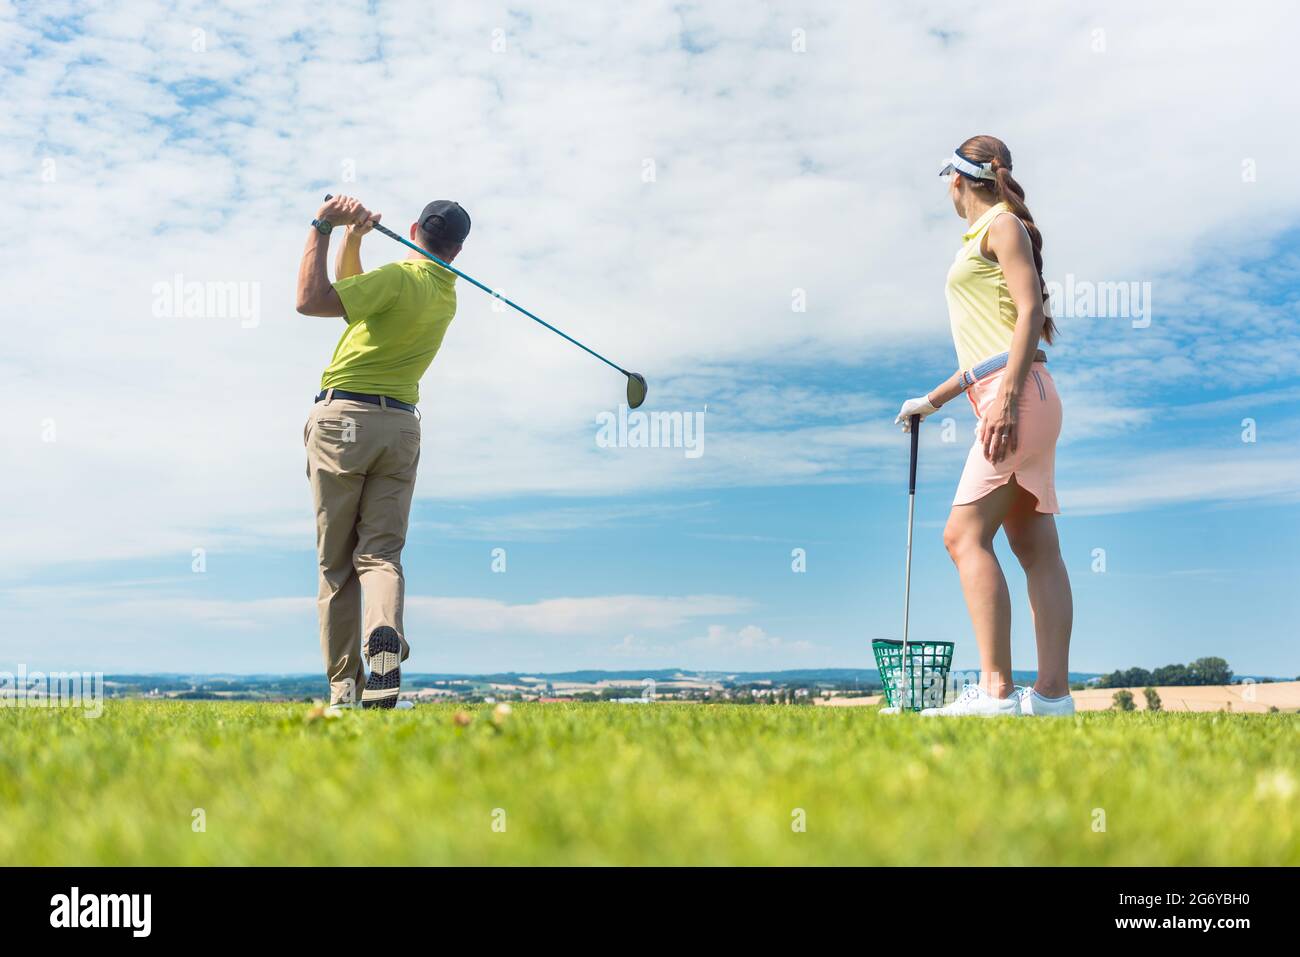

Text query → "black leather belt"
[314,389,417,413]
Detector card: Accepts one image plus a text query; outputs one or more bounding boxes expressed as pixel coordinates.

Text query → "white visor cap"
[939,151,997,181]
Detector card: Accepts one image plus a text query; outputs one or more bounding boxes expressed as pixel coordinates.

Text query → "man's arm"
[334,229,363,283]
[334,212,382,282]
[296,195,375,317]
[295,227,344,317]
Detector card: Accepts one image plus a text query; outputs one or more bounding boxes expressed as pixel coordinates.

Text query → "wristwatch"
[311,217,334,235]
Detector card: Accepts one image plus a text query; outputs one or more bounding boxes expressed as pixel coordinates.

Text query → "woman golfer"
[895,135,1074,716]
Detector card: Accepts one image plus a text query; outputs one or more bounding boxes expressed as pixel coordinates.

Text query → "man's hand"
[317,195,379,230]
[347,215,381,237]
[298,196,368,317]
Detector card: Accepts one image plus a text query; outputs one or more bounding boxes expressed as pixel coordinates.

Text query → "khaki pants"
[304,395,419,706]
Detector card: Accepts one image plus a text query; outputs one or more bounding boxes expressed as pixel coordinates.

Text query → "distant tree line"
[1097,657,1233,689]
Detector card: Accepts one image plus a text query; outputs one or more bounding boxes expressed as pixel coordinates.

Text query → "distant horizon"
[65,666,1295,682]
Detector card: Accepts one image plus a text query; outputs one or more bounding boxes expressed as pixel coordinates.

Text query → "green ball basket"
[872,639,955,711]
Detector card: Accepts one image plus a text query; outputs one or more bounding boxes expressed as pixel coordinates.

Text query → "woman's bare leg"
[942,481,1021,698]
[1002,488,1073,697]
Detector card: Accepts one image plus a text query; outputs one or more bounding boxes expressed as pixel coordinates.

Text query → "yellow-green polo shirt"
[320,260,457,405]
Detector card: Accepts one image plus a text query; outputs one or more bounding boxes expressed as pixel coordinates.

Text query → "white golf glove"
[894,395,938,432]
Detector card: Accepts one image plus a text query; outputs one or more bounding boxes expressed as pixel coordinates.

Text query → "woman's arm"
[894,369,965,431]
[926,370,967,409]
[980,213,1046,462]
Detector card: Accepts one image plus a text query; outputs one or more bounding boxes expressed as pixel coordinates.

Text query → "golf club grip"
[371,221,407,243]
[323,193,394,237]
[908,414,920,494]
[323,193,456,269]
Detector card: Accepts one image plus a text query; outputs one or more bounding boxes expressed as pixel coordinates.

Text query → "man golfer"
[296,194,470,708]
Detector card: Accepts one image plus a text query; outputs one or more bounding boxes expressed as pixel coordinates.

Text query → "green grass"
[1,701,1296,865]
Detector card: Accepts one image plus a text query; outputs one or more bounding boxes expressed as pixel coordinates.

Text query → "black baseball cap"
[419,200,471,244]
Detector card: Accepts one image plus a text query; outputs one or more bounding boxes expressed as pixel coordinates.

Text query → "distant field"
[1,701,1296,866]
[820,681,1300,713]
[1071,680,1300,713]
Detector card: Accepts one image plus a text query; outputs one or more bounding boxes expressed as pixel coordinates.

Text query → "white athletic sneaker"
[1016,686,1075,717]
[921,684,1020,717]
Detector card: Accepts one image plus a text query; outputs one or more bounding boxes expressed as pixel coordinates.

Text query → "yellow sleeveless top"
[945,202,1020,371]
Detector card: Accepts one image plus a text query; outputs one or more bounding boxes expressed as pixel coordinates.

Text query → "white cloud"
[406,593,752,635]
[1061,445,1300,515]
[2,0,1299,576]
[0,583,760,671]
[1,584,750,638]
[685,623,811,654]
[609,634,673,658]
[0,585,312,631]
[606,624,816,669]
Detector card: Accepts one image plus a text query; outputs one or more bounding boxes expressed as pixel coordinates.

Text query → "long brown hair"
[958,134,1056,344]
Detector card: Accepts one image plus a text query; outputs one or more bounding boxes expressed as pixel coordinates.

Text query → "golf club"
[873,414,955,712]
[901,412,920,709]
[323,195,648,409]
[875,413,921,714]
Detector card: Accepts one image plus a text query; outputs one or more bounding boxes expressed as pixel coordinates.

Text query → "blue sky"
[2,1,1298,677]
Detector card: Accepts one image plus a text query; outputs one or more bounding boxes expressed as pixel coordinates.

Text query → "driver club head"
[626,372,648,409]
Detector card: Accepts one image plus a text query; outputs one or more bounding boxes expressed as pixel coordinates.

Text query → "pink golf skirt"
[954,362,1061,514]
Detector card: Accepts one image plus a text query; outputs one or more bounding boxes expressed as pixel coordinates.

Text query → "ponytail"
[958,136,1056,344]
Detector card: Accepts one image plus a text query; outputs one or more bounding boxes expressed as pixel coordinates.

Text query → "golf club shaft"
[902,493,915,707]
[902,414,920,707]
[323,196,632,378]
